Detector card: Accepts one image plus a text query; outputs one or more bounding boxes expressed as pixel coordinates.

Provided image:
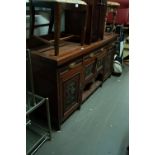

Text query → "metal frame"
[26,94,52,155]
[26,49,52,155]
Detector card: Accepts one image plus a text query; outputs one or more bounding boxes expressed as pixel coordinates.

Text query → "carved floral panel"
[63,75,79,110]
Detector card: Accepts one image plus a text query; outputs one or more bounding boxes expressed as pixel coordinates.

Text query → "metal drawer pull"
[89,53,95,58]
[69,62,76,69]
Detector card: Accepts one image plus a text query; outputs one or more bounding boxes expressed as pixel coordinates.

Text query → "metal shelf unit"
[26,49,52,155]
[26,92,52,155]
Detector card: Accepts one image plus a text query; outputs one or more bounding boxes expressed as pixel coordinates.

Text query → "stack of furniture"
[27,0,119,130]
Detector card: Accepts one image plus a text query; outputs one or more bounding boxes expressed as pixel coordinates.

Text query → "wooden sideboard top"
[31,33,118,66]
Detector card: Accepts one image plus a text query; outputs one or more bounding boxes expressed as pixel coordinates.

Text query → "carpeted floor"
[35,65,129,155]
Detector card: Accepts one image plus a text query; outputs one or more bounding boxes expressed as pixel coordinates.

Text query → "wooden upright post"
[54,3,61,56]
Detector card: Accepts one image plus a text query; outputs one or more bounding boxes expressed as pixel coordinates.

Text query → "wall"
[107,0,129,25]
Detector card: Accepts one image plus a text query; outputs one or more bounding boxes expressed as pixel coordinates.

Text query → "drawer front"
[59,58,83,75]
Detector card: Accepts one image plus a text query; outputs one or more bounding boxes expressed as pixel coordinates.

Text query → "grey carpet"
[35,65,129,155]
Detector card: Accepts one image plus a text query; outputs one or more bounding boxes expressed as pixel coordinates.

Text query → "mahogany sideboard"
[30,33,118,130]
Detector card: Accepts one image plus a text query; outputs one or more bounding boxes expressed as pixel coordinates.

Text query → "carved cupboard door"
[96,49,106,73]
[59,65,82,121]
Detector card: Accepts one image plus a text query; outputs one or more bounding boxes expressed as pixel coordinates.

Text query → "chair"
[27,0,88,55]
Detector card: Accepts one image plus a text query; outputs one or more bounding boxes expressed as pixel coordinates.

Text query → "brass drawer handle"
[89,53,95,58]
[69,62,76,69]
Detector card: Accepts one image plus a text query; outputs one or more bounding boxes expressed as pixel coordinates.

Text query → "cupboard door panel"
[84,63,95,80]
[83,54,96,82]
[60,66,82,121]
[96,49,106,73]
[63,74,80,111]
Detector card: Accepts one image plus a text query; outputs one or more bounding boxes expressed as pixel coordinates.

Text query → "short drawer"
[59,58,83,75]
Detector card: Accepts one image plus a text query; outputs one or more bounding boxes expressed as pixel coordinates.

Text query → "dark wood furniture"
[50,0,107,44]
[84,0,107,43]
[30,33,118,130]
[64,0,107,44]
[27,0,88,56]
